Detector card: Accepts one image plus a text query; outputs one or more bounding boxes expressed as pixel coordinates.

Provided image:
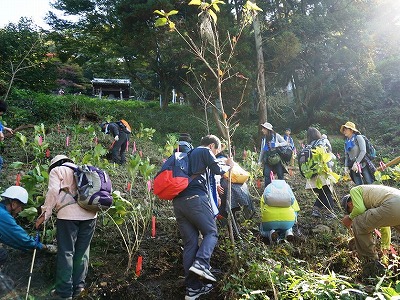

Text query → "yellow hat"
[340,121,359,134]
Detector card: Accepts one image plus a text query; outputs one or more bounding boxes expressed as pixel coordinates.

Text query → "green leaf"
[188,0,202,6]
[167,10,179,16]
[155,18,168,27]
[209,10,218,24]
[153,10,166,16]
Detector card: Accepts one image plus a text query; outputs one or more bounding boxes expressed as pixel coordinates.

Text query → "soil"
[1,167,398,300]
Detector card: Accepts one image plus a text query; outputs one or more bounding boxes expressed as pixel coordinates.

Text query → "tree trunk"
[253,14,268,126]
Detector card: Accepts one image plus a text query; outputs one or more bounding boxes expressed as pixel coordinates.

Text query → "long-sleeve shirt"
[0,203,43,250]
[344,134,367,168]
[40,166,96,221]
[178,146,230,198]
[258,133,288,164]
[349,185,400,249]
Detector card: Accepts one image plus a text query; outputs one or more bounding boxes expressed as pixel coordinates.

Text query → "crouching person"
[341,184,400,276]
[0,186,55,264]
[259,180,300,244]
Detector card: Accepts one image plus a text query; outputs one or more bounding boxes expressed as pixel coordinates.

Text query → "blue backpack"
[355,134,377,159]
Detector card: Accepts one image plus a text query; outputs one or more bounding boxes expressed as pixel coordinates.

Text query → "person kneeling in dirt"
[0,186,55,267]
[259,180,300,244]
[341,185,400,276]
[36,155,97,300]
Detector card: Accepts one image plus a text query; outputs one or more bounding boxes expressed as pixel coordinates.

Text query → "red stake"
[151,216,156,238]
[136,256,143,276]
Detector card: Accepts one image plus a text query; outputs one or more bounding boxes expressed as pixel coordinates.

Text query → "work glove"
[44,244,57,254]
[351,163,359,173]
[114,135,119,141]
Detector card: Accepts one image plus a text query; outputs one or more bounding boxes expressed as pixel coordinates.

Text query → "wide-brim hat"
[340,121,360,134]
[49,155,73,170]
[261,122,273,131]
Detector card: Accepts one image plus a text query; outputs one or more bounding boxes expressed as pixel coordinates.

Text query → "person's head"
[306,127,322,144]
[179,133,192,143]
[200,135,222,156]
[99,121,108,132]
[1,186,28,217]
[48,154,73,173]
[341,194,353,214]
[340,121,360,138]
[285,128,291,136]
[260,122,274,135]
[0,101,8,116]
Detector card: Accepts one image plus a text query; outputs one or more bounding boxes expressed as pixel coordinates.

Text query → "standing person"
[0,186,54,266]
[258,122,288,187]
[0,101,13,173]
[340,121,375,185]
[100,121,129,165]
[341,185,400,276]
[35,155,97,300]
[305,127,336,218]
[283,128,295,151]
[172,135,233,300]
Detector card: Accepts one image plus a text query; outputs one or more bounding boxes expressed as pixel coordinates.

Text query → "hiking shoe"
[49,289,72,300]
[185,284,213,300]
[285,228,294,242]
[268,230,279,244]
[72,287,85,298]
[311,207,322,218]
[362,260,386,277]
[189,261,217,282]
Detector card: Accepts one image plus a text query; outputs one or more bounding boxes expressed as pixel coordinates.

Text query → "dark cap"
[341,194,351,213]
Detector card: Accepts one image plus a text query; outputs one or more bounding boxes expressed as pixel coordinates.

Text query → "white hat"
[49,155,73,170]
[1,186,29,204]
[261,122,273,131]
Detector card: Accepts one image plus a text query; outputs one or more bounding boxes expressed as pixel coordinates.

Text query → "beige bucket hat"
[340,121,360,134]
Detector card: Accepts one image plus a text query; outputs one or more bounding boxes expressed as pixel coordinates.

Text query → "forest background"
[1,0,400,299]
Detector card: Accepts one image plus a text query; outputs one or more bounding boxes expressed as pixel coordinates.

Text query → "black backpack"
[297,139,323,178]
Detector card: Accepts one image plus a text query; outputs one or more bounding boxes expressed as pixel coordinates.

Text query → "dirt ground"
[1,169,398,299]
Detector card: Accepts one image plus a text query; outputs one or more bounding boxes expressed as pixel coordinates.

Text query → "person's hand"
[344,167,349,174]
[351,163,359,172]
[43,244,57,254]
[217,185,224,195]
[4,127,13,134]
[0,132,4,141]
[35,215,45,229]
[114,135,119,141]
[225,157,234,168]
[342,215,352,228]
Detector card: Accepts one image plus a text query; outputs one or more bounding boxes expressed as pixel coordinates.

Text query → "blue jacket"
[178,146,230,198]
[0,203,43,251]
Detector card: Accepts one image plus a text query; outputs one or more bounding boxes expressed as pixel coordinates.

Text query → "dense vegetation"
[0,95,399,299]
[1,0,400,298]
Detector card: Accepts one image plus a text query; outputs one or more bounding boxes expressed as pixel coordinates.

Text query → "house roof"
[91,78,131,85]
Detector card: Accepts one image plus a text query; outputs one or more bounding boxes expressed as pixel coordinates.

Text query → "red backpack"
[153,152,197,200]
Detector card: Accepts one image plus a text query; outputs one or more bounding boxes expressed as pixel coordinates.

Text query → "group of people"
[0,108,397,299]
[1,154,96,300]
[258,120,400,277]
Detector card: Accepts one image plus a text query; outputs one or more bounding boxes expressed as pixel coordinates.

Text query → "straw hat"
[340,121,360,134]
[261,122,273,131]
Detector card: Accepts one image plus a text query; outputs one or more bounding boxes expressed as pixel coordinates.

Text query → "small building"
[91,78,131,100]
